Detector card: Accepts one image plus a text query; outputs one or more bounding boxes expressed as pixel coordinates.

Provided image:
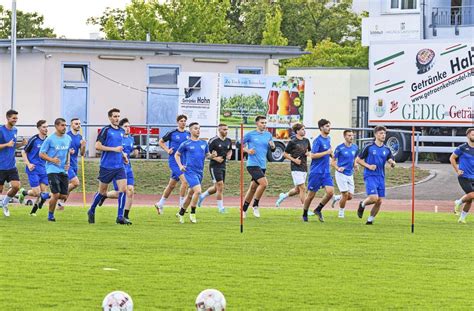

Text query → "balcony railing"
[432,5,474,26]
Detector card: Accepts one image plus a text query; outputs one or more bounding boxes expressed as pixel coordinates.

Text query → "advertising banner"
[369,41,474,126]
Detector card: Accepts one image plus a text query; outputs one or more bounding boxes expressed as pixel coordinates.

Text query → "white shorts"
[335,171,355,194]
[291,171,307,186]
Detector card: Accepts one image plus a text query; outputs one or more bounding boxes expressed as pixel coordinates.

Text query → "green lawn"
[0,207,472,310]
[14,160,430,197]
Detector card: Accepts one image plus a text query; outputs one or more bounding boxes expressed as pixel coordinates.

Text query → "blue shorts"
[364,175,385,197]
[113,169,135,190]
[98,167,127,184]
[68,167,78,180]
[169,162,183,181]
[26,171,49,187]
[307,172,333,192]
[184,171,203,188]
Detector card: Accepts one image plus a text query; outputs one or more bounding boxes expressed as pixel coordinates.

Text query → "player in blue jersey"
[57,118,86,209]
[18,120,51,216]
[174,122,217,223]
[154,115,190,214]
[302,119,334,222]
[356,126,396,225]
[331,130,359,218]
[450,128,474,224]
[0,109,27,217]
[39,118,72,222]
[242,115,276,218]
[102,118,138,221]
[87,108,130,225]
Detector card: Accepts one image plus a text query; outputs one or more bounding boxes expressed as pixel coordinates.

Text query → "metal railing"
[432,5,474,27]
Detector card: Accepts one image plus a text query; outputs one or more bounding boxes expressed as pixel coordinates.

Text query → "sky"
[0,0,132,39]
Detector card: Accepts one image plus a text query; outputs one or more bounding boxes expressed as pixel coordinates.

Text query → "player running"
[102,118,138,221]
[242,115,275,218]
[275,123,311,208]
[197,124,233,213]
[18,120,51,215]
[0,109,27,217]
[87,108,130,225]
[302,119,334,222]
[154,115,190,214]
[356,126,396,225]
[175,122,217,224]
[39,118,72,222]
[331,130,359,218]
[450,128,474,224]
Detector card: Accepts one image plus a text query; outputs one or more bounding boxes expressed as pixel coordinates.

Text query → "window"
[390,0,417,10]
[63,65,87,83]
[237,67,263,75]
[148,66,179,85]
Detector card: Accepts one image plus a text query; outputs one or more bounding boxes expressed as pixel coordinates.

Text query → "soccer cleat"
[2,205,10,217]
[30,213,37,217]
[314,209,324,222]
[98,196,107,207]
[176,212,185,224]
[458,218,467,224]
[116,217,132,225]
[366,221,373,225]
[302,215,308,222]
[87,210,95,224]
[197,195,205,208]
[154,202,163,215]
[56,202,65,211]
[48,216,56,222]
[454,200,462,216]
[308,210,315,216]
[338,209,345,218]
[275,193,286,208]
[218,207,226,214]
[189,213,197,223]
[18,188,25,204]
[331,195,341,208]
[357,201,365,219]
[252,206,261,218]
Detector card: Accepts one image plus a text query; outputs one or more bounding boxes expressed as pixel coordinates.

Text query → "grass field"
[1,206,472,310]
[14,160,430,197]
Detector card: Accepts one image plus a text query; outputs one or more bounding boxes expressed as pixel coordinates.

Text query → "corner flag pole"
[79,127,87,209]
[240,123,244,233]
[411,126,415,233]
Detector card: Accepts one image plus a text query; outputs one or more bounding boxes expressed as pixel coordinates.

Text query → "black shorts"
[48,173,69,195]
[458,176,474,194]
[0,168,20,185]
[209,166,226,183]
[247,166,266,183]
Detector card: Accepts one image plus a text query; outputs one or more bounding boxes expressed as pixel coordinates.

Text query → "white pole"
[10,0,17,110]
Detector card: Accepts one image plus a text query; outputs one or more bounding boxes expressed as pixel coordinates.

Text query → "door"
[147,88,179,138]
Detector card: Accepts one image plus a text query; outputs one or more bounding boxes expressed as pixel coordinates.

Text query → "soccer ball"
[195,289,226,311]
[102,291,133,311]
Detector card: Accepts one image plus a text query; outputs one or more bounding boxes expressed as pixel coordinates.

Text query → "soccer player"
[154,115,190,214]
[87,108,130,225]
[275,123,311,208]
[450,128,474,224]
[197,124,233,213]
[103,118,138,221]
[331,130,359,218]
[57,118,86,209]
[0,109,26,217]
[242,115,276,218]
[18,120,51,215]
[302,119,334,222]
[175,122,217,223]
[356,126,396,225]
[39,118,72,222]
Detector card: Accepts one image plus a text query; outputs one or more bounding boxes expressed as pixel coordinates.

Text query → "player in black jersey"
[197,124,233,213]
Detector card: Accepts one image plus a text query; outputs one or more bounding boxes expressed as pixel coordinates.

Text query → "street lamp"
[11,0,17,110]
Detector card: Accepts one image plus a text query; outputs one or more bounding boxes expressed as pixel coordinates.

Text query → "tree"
[0,5,55,38]
[261,6,288,46]
[87,7,126,39]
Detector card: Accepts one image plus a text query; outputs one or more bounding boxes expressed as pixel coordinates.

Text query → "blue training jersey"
[122,135,135,172]
[97,125,125,169]
[243,130,273,169]
[358,142,393,178]
[177,139,209,174]
[24,134,47,175]
[162,129,190,165]
[453,143,474,179]
[0,125,18,170]
[39,133,72,174]
[310,135,331,174]
[67,130,83,170]
[334,143,359,176]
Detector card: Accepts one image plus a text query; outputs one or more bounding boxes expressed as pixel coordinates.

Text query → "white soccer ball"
[102,291,133,311]
[195,289,226,311]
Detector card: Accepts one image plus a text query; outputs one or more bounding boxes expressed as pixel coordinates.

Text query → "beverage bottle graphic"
[289,83,300,115]
[267,82,279,114]
[276,81,290,139]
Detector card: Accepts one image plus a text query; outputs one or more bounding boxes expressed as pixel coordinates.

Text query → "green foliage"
[0,5,55,38]
[261,6,288,46]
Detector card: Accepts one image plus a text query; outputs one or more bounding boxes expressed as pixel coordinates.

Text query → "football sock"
[48,211,54,219]
[124,209,130,219]
[2,196,12,207]
[361,201,366,208]
[117,192,126,218]
[460,211,468,220]
[90,192,105,213]
[253,199,259,207]
[202,190,210,198]
[179,208,186,216]
[303,209,308,217]
[158,197,166,206]
[243,201,250,212]
[30,204,39,214]
[179,196,185,207]
[22,190,28,196]
[191,207,196,214]
[367,215,375,222]
[217,200,224,210]
[315,203,324,212]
